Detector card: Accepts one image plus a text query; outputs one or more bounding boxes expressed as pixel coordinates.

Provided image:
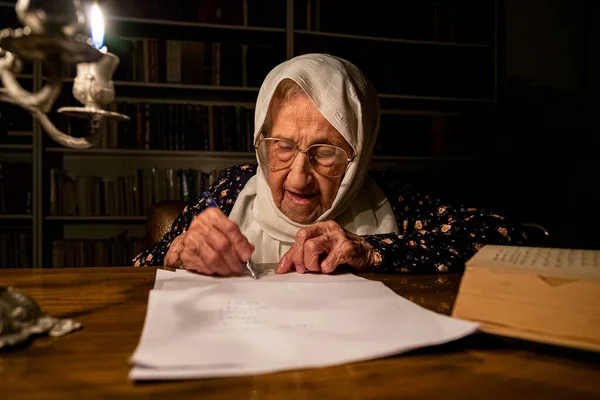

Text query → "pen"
[202,191,258,280]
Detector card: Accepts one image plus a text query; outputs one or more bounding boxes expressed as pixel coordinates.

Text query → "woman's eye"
[316,149,335,158]
[277,143,295,151]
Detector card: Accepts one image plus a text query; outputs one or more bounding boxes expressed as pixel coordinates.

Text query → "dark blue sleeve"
[361,174,528,273]
[132,164,257,266]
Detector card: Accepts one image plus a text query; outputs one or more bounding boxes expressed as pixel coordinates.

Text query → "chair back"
[146,199,186,246]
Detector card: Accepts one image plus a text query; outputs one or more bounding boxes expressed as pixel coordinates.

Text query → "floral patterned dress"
[133,164,527,273]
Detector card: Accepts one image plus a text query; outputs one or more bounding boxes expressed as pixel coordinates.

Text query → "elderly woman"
[133,53,526,275]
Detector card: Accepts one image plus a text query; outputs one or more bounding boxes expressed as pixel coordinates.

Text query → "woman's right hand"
[164,208,254,276]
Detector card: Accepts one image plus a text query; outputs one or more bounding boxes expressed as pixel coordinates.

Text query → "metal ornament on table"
[0,286,81,350]
[0,0,129,149]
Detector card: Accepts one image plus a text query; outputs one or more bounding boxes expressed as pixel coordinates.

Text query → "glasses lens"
[308,145,348,177]
[256,139,349,177]
[257,139,297,170]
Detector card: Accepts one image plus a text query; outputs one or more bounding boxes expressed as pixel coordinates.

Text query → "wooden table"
[2,267,600,399]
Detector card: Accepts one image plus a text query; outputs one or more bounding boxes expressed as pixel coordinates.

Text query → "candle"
[90,2,107,53]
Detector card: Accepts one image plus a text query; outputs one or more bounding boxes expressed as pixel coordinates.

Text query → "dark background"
[478,0,597,250]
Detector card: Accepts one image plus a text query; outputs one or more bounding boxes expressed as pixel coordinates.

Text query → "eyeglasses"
[255,137,354,178]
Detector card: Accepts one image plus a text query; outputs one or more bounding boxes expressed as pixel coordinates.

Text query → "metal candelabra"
[0,0,128,149]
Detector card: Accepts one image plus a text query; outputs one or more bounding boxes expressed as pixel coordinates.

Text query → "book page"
[467,245,600,279]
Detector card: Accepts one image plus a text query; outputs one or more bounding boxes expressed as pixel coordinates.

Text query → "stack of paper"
[129,268,479,380]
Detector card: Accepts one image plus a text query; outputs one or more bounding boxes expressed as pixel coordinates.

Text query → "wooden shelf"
[55,78,492,107]
[294,30,490,48]
[44,147,466,164]
[110,15,285,33]
[109,15,285,45]
[0,214,33,220]
[58,78,492,103]
[55,78,261,103]
[46,216,147,222]
[56,78,260,92]
[45,148,257,160]
[114,81,260,92]
[0,144,33,152]
[115,97,255,107]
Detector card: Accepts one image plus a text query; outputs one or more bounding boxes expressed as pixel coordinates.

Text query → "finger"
[275,249,295,274]
[277,248,307,274]
[179,245,208,273]
[292,225,326,271]
[164,234,185,267]
[204,208,254,261]
[193,245,231,276]
[304,235,331,272]
[295,261,307,274]
[180,233,230,276]
[319,245,348,274]
[188,211,208,231]
[204,228,245,276]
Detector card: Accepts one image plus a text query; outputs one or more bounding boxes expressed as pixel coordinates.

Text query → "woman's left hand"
[275,221,376,274]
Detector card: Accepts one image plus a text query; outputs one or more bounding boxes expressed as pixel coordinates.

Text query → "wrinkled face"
[265,95,353,224]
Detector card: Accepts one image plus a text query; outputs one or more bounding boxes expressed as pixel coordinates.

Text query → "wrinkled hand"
[275,221,376,274]
[164,208,254,276]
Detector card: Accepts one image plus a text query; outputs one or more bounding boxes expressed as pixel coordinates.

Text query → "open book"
[451,245,600,352]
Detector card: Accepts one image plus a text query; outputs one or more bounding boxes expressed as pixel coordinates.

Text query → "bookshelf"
[0,0,499,268]
[0,71,36,268]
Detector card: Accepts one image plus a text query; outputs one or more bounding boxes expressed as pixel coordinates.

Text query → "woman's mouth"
[285,190,318,205]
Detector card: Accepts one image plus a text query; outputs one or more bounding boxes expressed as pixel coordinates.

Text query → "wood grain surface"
[1,267,599,400]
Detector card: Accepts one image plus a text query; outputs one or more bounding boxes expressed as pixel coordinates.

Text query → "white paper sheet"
[130,269,479,380]
[154,267,371,290]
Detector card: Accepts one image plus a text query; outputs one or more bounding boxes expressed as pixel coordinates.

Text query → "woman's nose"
[287,152,314,189]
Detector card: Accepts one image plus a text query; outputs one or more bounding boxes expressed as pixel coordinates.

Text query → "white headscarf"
[229,53,399,263]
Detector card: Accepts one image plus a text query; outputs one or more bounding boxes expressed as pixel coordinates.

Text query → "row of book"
[116,40,242,87]
[58,38,285,89]
[106,103,255,152]
[51,236,145,268]
[300,0,493,43]
[49,168,222,217]
[104,0,490,43]
[101,36,491,98]
[0,232,31,268]
[0,162,32,214]
[104,0,285,28]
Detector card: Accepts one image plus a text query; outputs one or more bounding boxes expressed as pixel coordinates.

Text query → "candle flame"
[90,3,105,50]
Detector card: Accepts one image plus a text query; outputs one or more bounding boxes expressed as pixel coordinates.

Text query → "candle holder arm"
[0,83,103,149]
[1,70,62,113]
